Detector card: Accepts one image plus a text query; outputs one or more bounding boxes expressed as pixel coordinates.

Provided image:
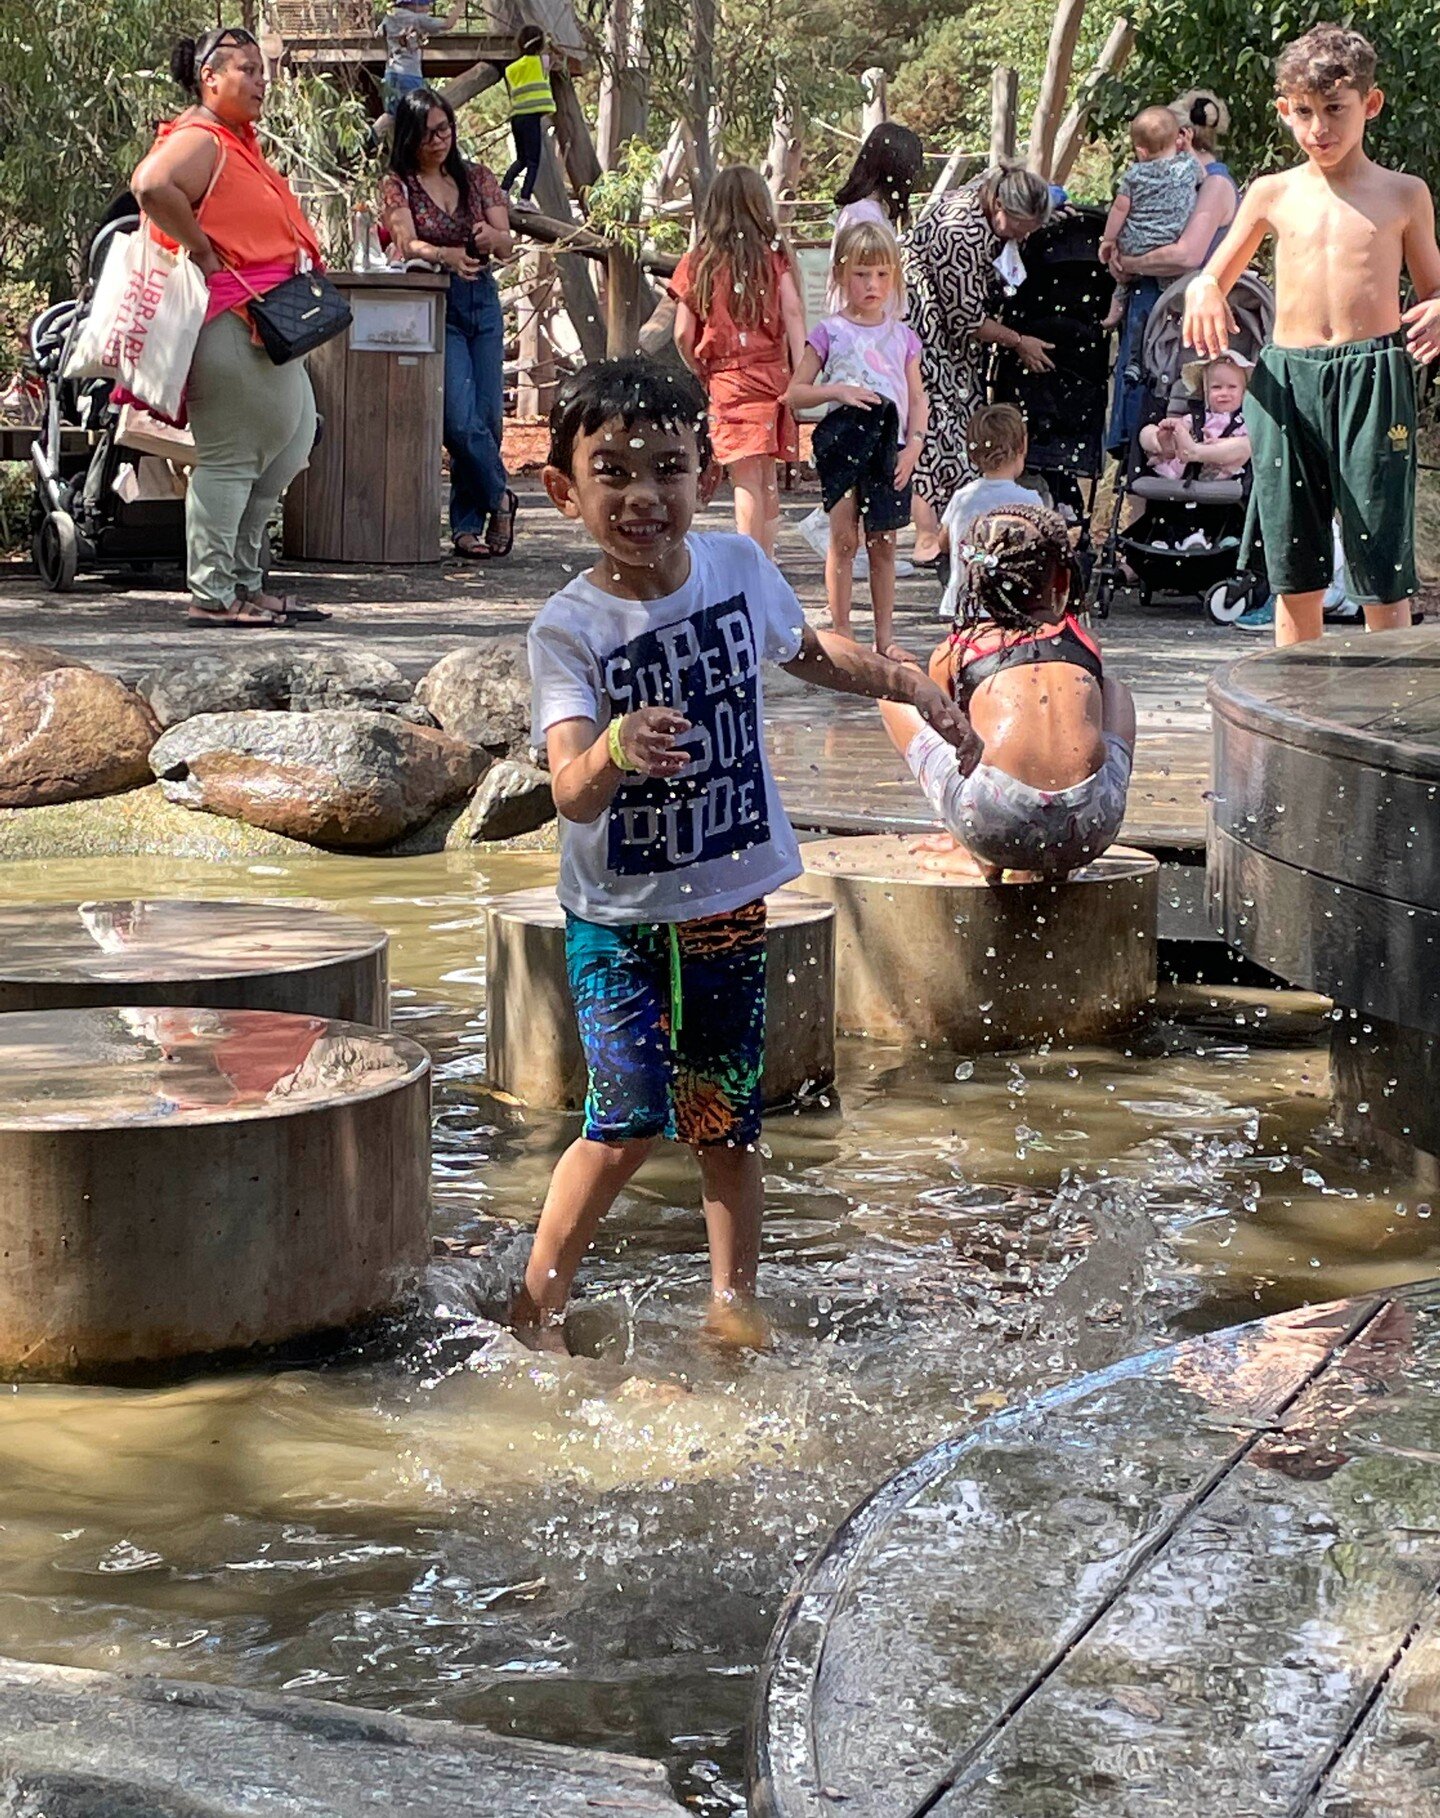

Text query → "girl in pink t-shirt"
[786,220,927,656]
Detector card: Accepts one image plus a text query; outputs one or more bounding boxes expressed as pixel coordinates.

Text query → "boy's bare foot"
[909,835,999,882]
[702,1295,772,1351]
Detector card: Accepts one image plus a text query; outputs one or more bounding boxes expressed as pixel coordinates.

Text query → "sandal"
[247,588,332,624]
[186,598,289,628]
[452,533,493,560]
[485,488,518,557]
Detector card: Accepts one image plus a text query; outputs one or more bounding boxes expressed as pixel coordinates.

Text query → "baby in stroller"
[1140,350,1252,484]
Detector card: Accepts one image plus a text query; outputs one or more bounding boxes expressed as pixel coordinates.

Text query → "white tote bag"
[64,229,208,421]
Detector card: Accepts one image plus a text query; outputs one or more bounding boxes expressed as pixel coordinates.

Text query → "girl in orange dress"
[670,166,806,555]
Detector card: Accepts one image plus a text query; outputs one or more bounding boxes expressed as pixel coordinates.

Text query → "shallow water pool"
[0,852,1432,1812]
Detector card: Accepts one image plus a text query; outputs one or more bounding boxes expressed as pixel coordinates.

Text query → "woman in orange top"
[131,27,325,628]
[670,166,806,556]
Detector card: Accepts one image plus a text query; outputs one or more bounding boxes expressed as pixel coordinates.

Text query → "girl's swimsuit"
[908,614,1129,878]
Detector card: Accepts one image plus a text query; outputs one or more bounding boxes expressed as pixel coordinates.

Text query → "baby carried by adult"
[879,506,1136,882]
[1100,106,1201,331]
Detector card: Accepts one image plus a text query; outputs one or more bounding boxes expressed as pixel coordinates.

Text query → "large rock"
[0,1656,683,1815]
[140,650,431,729]
[150,710,487,849]
[0,642,159,809]
[415,638,532,757]
[447,759,555,845]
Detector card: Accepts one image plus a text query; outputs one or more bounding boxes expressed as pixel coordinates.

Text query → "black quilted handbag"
[246,268,351,365]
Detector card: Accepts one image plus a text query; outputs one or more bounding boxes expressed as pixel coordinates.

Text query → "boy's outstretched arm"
[1402,180,1440,363]
[1183,178,1274,359]
[782,627,981,769]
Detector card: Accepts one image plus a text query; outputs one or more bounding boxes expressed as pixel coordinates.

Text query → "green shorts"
[1243,332,1417,605]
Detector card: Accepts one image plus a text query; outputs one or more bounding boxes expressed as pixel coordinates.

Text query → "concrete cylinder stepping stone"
[484,887,835,1110]
[0,899,390,1026]
[798,834,1157,1049]
[0,1006,430,1379]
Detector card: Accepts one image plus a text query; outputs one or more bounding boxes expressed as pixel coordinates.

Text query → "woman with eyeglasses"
[378,89,517,560]
[131,26,328,626]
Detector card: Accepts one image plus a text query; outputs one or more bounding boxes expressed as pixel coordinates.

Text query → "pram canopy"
[992,205,1114,481]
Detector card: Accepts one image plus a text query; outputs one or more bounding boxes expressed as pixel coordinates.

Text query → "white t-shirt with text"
[528,532,806,924]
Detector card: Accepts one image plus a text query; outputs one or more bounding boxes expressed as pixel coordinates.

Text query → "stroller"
[991,205,1115,566]
[28,198,187,592]
[1090,269,1275,622]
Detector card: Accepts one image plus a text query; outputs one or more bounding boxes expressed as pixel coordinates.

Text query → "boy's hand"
[908,677,982,771]
[1182,274,1236,361]
[894,439,921,488]
[618,707,692,778]
[1403,297,1440,364]
[832,384,883,409]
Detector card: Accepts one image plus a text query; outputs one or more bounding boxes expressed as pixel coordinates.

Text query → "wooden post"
[1028,0,1087,179]
[605,247,644,354]
[516,249,557,418]
[989,66,1019,168]
[763,79,805,226]
[928,143,980,206]
[860,67,888,140]
[1052,17,1135,185]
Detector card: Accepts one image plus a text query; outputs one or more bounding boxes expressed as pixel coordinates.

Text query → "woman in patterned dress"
[904,167,1054,564]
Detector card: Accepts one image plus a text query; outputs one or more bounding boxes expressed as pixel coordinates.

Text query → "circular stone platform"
[484,888,835,1111]
[752,1281,1440,1817]
[1209,628,1440,1177]
[0,900,390,1027]
[797,835,1157,1049]
[0,1006,430,1379]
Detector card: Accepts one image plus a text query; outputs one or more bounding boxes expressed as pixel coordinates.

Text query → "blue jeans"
[444,270,508,538]
[1106,275,1161,458]
[382,70,424,114]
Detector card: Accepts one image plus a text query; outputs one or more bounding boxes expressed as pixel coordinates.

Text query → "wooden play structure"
[252,0,1134,406]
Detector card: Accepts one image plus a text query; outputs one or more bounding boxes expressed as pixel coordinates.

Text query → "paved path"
[0,481,1245,854]
[753,1278,1440,1818]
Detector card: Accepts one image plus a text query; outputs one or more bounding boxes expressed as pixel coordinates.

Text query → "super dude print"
[601,593,769,874]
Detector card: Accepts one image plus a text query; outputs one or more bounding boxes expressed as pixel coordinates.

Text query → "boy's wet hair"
[956,505,1078,630]
[548,357,711,476]
[1276,23,1377,97]
[1131,105,1180,155]
[966,403,1027,474]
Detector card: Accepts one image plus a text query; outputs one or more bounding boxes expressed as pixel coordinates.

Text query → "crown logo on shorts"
[1388,423,1410,450]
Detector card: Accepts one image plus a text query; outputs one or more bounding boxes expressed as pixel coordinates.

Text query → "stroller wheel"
[1205,579,1250,625]
[33,510,79,592]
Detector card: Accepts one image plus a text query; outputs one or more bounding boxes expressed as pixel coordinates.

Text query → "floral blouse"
[378,162,506,261]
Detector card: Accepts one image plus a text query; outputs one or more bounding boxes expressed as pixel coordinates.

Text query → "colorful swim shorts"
[564,898,767,1147]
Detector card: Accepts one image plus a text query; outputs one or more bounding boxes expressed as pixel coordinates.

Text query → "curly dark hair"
[955,505,1078,630]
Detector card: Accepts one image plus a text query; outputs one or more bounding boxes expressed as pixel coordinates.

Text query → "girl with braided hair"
[878,505,1136,881]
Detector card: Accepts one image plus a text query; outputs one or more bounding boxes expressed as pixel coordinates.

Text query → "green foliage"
[256,73,384,267]
[0,0,190,296]
[1097,0,1440,196]
[585,138,687,255]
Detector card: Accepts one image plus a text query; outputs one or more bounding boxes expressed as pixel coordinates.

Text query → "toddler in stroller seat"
[1140,350,1252,486]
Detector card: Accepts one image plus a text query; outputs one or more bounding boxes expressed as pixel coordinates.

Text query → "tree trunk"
[530,135,607,365]
[550,68,603,196]
[1027,0,1087,180]
[689,0,717,205]
[597,0,649,171]
[516,248,558,419]
[860,67,888,140]
[605,248,644,354]
[989,65,1018,168]
[1052,17,1135,185]
[439,60,501,113]
[762,80,805,225]
[927,144,980,207]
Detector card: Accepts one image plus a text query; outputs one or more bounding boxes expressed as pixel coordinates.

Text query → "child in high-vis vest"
[502,26,554,212]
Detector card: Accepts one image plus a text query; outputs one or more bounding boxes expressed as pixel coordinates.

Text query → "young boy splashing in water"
[518,358,976,1349]
[879,506,1136,882]
[1184,23,1440,645]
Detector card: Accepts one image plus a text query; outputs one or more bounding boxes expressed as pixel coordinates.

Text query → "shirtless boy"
[1184,23,1440,646]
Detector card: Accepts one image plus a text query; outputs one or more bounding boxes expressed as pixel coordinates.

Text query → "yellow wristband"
[606,716,636,773]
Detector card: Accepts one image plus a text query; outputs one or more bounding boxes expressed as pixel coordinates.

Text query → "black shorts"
[813,400,912,534]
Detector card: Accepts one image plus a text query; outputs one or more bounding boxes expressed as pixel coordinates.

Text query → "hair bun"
[170,36,199,92]
[1191,96,1220,129]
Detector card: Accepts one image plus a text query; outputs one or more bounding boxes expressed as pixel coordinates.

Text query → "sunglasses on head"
[199,26,258,59]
